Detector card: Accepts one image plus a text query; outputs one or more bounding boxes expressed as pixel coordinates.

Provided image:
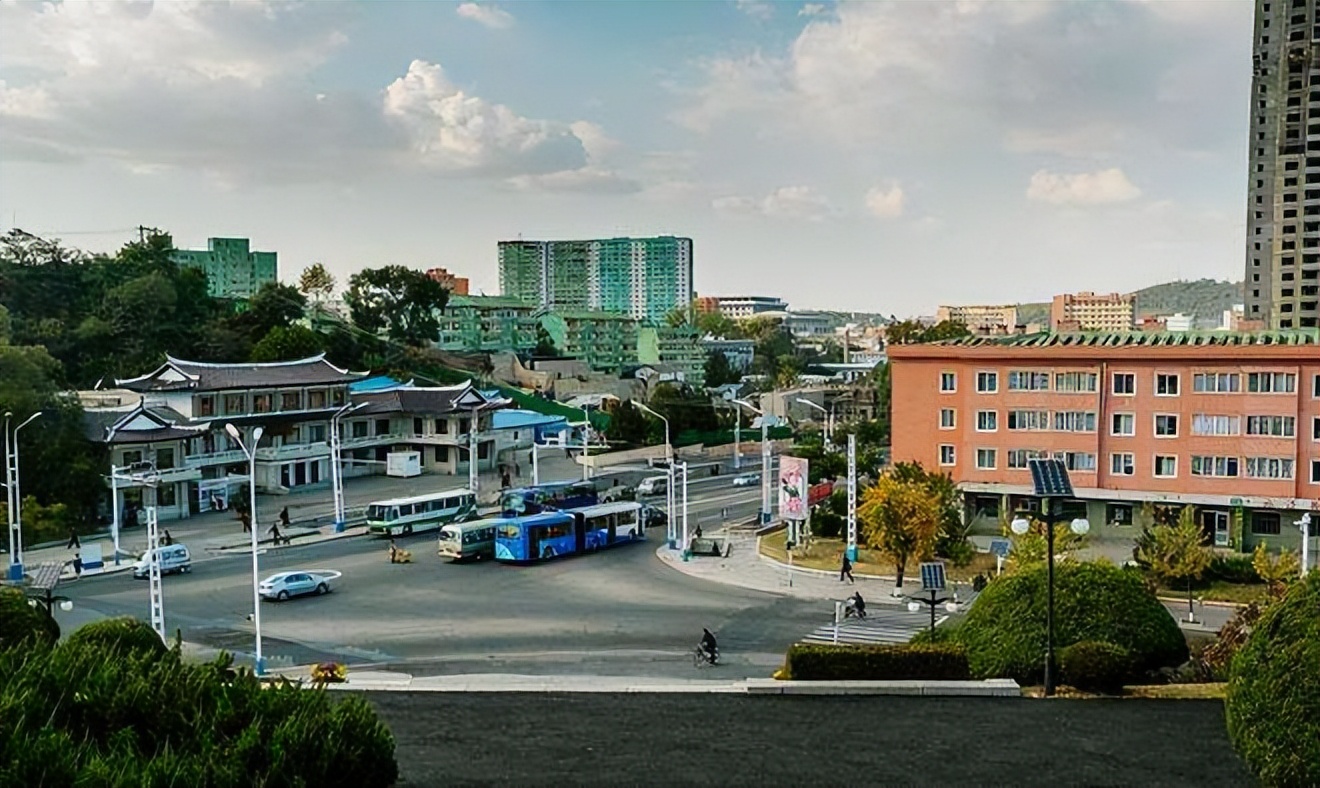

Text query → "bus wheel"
[402,524,413,536]
[542,547,555,559]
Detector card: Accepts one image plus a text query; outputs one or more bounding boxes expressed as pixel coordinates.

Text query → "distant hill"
[1015,279,1244,329]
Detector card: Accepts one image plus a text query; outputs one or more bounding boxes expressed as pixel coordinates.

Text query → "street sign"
[989,538,1011,558]
[1028,457,1074,498]
[919,561,947,592]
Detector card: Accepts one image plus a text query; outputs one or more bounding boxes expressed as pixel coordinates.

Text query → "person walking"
[840,554,855,584]
[279,506,290,529]
[240,510,252,534]
[268,520,283,546]
[71,552,83,577]
[501,472,511,489]
[162,530,174,546]
[65,528,81,550]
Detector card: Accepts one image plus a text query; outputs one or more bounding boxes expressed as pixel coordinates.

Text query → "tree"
[883,319,971,345]
[243,282,308,340]
[605,400,655,446]
[297,262,336,303]
[1252,544,1301,600]
[703,350,740,388]
[1134,507,1213,618]
[694,311,743,339]
[887,461,966,559]
[664,306,690,327]
[648,383,718,436]
[250,325,325,363]
[857,473,941,588]
[534,325,559,357]
[344,265,448,347]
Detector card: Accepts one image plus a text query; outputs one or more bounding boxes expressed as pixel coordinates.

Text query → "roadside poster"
[779,456,809,521]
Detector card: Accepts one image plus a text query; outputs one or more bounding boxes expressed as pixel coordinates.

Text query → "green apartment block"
[435,295,540,354]
[171,237,278,300]
[540,311,639,373]
[498,235,693,324]
[638,324,706,388]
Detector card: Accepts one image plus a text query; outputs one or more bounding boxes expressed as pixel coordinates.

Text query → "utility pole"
[847,433,857,561]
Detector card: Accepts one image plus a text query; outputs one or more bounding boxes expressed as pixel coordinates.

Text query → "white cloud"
[455,3,515,29]
[506,167,640,194]
[864,183,904,218]
[799,4,828,17]
[1026,168,1142,206]
[714,186,831,221]
[569,120,622,163]
[735,1,774,20]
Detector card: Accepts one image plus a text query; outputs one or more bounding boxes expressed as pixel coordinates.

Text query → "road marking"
[800,610,944,646]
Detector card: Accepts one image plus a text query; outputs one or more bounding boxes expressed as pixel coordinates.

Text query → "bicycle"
[692,644,719,668]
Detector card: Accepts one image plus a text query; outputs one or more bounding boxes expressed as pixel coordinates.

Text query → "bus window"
[497,524,521,539]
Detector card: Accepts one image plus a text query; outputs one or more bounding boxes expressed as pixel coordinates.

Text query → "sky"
[0,0,1252,315]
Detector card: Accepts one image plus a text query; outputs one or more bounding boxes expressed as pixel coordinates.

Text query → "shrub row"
[1058,640,1131,694]
[784,643,971,681]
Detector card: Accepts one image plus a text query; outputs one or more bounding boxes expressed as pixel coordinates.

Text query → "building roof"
[349,375,415,393]
[82,401,207,444]
[491,409,568,431]
[888,328,1320,360]
[117,354,367,393]
[446,295,537,310]
[351,381,510,416]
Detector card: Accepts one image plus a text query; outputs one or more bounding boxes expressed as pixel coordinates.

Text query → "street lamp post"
[580,403,594,482]
[732,399,771,525]
[733,408,742,470]
[225,423,266,676]
[634,402,675,548]
[330,402,367,533]
[795,398,830,450]
[468,406,480,497]
[1011,499,1090,697]
[1297,513,1313,577]
[4,411,43,581]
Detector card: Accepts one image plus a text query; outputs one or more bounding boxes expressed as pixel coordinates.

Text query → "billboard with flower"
[778,456,809,521]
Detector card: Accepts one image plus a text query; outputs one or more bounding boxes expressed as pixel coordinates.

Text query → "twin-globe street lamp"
[794,397,832,451]
[224,423,266,676]
[1010,505,1090,698]
[5,410,43,581]
[633,402,676,548]
[731,399,773,525]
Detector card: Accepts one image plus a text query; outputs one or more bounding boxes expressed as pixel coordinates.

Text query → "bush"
[784,643,970,681]
[953,561,1187,683]
[1225,573,1320,787]
[65,617,168,659]
[1058,640,1132,694]
[1205,554,1260,585]
[938,538,975,568]
[0,587,58,649]
[1197,603,1263,682]
[0,635,398,787]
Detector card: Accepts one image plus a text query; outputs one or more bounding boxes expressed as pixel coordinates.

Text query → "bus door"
[606,513,617,545]
[574,513,587,553]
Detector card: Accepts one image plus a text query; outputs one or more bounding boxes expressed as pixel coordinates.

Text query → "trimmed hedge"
[0,587,58,649]
[1058,640,1132,694]
[1225,573,1320,787]
[784,643,970,681]
[1206,554,1260,585]
[65,617,168,659]
[954,561,1187,683]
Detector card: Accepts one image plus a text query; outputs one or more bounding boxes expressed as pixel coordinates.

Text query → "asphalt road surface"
[56,483,826,678]
[365,693,1254,787]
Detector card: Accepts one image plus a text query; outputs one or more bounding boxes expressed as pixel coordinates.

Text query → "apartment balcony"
[184,449,248,469]
[341,432,408,449]
[255,442,332,462]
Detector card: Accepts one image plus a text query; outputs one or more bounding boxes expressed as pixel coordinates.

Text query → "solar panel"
[28,562,63,592]
[919,561,947,591]
[989,538,1011,558]
[1028,458,1074,498]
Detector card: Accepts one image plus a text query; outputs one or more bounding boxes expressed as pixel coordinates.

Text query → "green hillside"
[1015,279,1244,329]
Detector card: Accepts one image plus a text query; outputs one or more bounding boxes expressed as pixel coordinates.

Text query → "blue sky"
[0,0,1251,314]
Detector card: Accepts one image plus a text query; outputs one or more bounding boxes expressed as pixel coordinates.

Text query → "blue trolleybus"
[494,501,644,563]
[499,481,598,517]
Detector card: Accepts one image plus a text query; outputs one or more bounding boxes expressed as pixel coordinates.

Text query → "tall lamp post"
[1010,457,1090,697]
[4,410,43,581]
[1297,513,1313,577]
[468,406,480,497]
[732,399,772,525]
[579,402,594,482]
[330,402,367,533]
[634,402,675,548]
[225,423,266,676]
[795,398,831,450]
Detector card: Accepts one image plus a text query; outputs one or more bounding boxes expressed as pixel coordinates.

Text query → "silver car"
[258,571,332,601]
[732,473,761,487]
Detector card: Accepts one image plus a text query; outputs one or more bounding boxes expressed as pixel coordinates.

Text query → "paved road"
[55,482,821,679]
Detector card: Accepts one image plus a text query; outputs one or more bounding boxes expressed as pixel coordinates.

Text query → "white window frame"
[1247,371,1297,394]
[940,371,957,393]
[1246,414,1296,438]
[1155,372,1180,397]
[1313,373,1320,398]
[1245,456,1294,480]
[1111,412,1135,437]
[1192,372,1241,394]
[975,410,998,432]
[976,370,998,394]
[938,444,956,466]
[1110,452,1135,476]
[1153,455,1178,478]
[939,408,956,430]
[1111,372,1136,396]
[1192,414,1241,436]
[976,448,997,470]
[1314,415,1320,441]
[1153,413,1179,438]
[1312,459,1320,484]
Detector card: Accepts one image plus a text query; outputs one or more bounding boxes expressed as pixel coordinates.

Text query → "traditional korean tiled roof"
[116,354,367,393]
[351,381,510,416]
[81,401,207,444]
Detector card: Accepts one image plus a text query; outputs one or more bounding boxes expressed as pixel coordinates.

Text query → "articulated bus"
[437,518,500,561]
[498,481,597,517]
[494,501,644,563]
[365,488,478,537]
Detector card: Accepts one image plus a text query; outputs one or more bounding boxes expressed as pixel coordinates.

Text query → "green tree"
[648,383,718,436]
[605,400,654,446]
[888,461,966,559]
[923,319,972,342]
[1134,507,1213,618]
[703,350,740,388]
[857,473,941,588]
[664,306,690,327]
[250,325,325,363]
[1252,543,1301,600]
[242,282,307,339]
[534,324,559,357]
[694,311,743,339]
[297,262,336,303]
[345,265,448,346]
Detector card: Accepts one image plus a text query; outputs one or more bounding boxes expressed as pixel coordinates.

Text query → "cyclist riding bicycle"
[699,628,719,664]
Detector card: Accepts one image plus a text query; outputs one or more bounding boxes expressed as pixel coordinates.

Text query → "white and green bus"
[437,518,501,561]
[365,488,478,537]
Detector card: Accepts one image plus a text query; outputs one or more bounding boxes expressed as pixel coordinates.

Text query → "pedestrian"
[695,525,703,539]
[269,521,283,546]
[66,528,81,550]
[279,506,290,528]
[162,530,174,546]
[528,450,533,466]
[72,552,83,577]
[501,472,511,489]
[514,461,521,478]
[240,511,252,534]
[840,554,855,584]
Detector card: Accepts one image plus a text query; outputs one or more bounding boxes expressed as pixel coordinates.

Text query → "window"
[1314,416,1320,440]
[940,372,956,393]
[1246,457,1294,479]
[308,390,326,409]
[1007,410,1049,431]
[280,392,301,411]
[939,445,955,466]
[436,418,449,434]
[375,418,391,436]
[351,421,368,439]
[1154,414,1179,437]
[1053,451,1096,472]
[224,394,245,414]
[158,484,176,507]
[413,418,424,435]
[1193,373,1241,393]
[1008,371,1050,391]
[1112,372,1135,395]
[156,448,175,470]
[976,448,997,470]
[1053,411,1097,432]
[1154,455,1178,478]
[976,371,998,393]
[121,449,143,466]
[1251,512,1282,535]
[434,446,449,463]
[1312,459,1320,484]
[1156,373,1180,396]
[1191,456,1239,478]
[252,393,272,413]
[976,410,998,432]
[307,424,326,443]
[1110,453,1135,476]
[197,396,215,417]
[1111,413,1135,436]
[1192,414,1241,436]
[1008,449,1045,469]
[1313,373,1319,397]
[1107,503,1134,526]
[1054,372,1098,393]
[1248,372,1297,393]
[1246,415,1296,437]
[939,409,956,429]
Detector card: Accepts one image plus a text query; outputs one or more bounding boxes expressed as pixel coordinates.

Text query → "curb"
[211,526,368,554]
[1156,596,1248,610]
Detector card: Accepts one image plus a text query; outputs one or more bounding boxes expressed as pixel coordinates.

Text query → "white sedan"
[258,571,338,601]
[732,473,761,487]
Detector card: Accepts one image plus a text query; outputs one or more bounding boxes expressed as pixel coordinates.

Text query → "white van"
[636,476,668,496]
[132,544,192,579]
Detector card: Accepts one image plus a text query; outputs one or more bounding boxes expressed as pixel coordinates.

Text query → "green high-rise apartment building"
[498,236,693,323]
[172,237,278,300]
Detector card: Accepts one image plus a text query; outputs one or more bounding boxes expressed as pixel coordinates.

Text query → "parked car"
[258,571,332,601]
[132,544,192,579]
[637,476,669,496]
[732,474,761,487]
